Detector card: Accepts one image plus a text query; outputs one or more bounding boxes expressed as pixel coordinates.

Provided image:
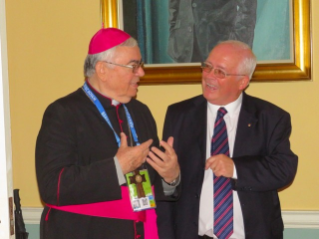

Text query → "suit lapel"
[233,93,258,157]
[191,96,207,166]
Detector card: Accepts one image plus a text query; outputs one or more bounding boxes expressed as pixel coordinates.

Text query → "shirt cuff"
[162,174,181,196]
[233,164,238,179]
[114,156,126,185]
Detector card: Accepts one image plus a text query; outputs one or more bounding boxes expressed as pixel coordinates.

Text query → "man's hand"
[147,137,180,184]
[116,132,153,174]
[205,154,234,178]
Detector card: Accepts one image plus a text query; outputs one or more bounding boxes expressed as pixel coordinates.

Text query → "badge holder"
[126,168,156,211]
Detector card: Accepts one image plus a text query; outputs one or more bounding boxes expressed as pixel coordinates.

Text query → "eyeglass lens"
[133,62,144,73]
[201,63,226,78]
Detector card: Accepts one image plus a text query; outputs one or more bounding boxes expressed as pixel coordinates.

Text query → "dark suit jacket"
[168,0,257,62]
[36,84,169,239]
[156,93,298,239]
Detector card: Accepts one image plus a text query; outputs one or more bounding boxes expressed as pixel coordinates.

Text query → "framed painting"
[101,0,311,84]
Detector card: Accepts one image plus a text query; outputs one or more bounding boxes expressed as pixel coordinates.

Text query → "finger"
[205,161,212,170]
[167,136,174,147]
[150,146,167,161]
[119,132,128,148]
[147,151,165,167]
[133,139,152,161]
[146,157,161,172]
[138,139,153,150]
[205,157,216,170]
[160,140,175,156]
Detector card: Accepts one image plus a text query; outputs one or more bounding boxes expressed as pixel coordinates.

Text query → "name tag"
[126,169,156,211]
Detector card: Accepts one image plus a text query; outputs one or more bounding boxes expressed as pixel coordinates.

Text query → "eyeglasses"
[201,62,246,79]
[102,61,144,74]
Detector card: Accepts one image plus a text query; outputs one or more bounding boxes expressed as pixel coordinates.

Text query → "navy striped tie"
[211,107,233,239]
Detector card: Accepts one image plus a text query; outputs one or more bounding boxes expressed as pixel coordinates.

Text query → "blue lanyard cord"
[123,105,140,146]
[82,82,140,147]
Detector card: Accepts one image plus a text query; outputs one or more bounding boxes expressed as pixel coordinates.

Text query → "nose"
[203,70,217,81]
[136,66,145,77]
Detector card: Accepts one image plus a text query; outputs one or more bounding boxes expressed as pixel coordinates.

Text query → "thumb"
[167,136,174,148]
[119,132,128,148]
[140,138,153,150]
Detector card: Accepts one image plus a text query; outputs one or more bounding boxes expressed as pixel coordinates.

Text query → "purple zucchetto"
[88,28,131,54]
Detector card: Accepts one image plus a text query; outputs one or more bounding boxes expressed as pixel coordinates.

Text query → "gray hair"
[84,37,138,77]
[216,40,257,79]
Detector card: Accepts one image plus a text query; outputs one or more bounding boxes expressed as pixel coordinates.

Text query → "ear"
[95,61,108,82]
[238,75,250,90]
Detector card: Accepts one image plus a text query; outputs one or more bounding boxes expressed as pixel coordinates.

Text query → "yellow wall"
[5,1,319,209]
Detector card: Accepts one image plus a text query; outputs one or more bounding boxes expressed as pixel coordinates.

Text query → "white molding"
[282,211,319,229]
[22,207,43,224]
[22,208,319,229]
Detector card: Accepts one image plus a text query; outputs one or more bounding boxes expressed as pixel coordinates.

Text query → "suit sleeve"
[36,102,121,206]
[155,105,181,200]
[156,106,180,239]
[232,111,298,192]
[229,0,257,47]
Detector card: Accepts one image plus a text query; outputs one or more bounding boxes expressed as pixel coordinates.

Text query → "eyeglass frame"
[101,61,144,74]
[200,62,246,79]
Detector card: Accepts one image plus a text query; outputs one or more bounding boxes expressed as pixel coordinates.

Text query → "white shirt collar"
[207,93,243,118]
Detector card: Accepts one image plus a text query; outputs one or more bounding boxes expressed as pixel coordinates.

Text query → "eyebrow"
[205,62,227,70]
[127,59,142,65]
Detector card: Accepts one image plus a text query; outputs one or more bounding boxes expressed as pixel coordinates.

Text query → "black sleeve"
[36,102,121,206]
[233,111,298,192]
[156,106,180,239]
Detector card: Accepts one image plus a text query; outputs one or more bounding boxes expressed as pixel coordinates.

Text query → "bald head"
[202,40,256,105]
[213,40,257,79]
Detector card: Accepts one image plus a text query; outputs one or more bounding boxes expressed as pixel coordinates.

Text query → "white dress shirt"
[198,93,245,239]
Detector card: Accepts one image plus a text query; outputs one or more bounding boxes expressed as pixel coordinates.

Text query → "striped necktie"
[211,107,233,239]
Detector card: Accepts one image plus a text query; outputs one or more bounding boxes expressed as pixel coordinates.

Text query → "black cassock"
[36,82,168,239]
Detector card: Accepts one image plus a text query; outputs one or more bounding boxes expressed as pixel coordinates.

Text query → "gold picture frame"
[102,0,311,85]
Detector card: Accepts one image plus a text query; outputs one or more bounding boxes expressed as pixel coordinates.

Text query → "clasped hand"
[205,154,234,178]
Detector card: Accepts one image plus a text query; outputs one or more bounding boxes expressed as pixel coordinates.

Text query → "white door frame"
[0,0,14,238]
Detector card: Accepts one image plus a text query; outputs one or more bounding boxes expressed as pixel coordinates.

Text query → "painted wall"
[5,0,319,213]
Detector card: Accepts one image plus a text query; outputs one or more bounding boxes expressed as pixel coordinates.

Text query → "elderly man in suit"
[36,28,180,239]
[156,40,298,239]
[168,0,257,63]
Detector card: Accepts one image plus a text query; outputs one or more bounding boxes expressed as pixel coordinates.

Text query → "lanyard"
[82,82,140,147]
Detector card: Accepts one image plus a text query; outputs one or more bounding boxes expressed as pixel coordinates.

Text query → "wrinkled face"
[202,44,248,105]
[103,46,144,103]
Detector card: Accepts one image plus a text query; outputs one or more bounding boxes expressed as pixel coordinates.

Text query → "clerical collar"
[86,80,121,107]
[111,99,120,106]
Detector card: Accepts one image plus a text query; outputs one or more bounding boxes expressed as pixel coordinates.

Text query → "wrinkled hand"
[205,154,234,178]
[116,132,153,174]
[147,137,180,183]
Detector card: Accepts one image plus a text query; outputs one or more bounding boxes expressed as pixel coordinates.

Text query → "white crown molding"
[21,208,319,229]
